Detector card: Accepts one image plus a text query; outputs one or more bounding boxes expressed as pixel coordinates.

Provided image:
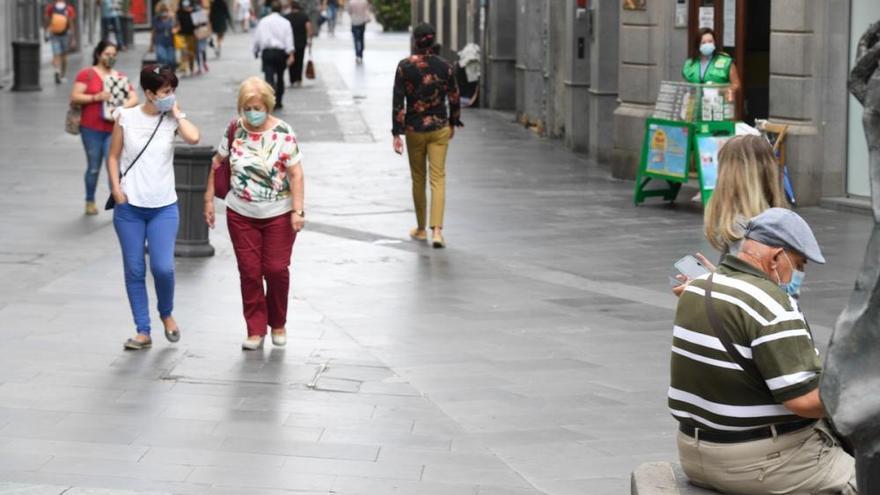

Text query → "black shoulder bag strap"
[704,272,766,385]
[104,112,165,210]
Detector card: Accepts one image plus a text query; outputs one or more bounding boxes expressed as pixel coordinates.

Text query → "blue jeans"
[326,3,337,33]
[80,127,112,202]
[351,24,365,58]
[49,34,69,56]
[101,16,125,48]
[113,202,179,335]
[156,43,176,68]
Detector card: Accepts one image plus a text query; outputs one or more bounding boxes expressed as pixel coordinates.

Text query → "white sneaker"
[271,331,287,347]
[241,336,264,350]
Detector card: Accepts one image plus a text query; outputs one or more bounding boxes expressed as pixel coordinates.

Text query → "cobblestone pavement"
[0,18,873,495]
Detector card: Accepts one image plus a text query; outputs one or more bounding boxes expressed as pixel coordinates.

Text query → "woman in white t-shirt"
[107,65,201,350]
[204,77,305,351]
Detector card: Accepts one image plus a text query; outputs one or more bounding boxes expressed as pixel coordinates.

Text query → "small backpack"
[48,3,70,35]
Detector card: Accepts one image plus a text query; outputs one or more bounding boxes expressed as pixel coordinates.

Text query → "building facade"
[411,0,879,207]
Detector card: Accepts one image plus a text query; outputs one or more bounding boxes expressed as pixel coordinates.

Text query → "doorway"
[688,0,770,124]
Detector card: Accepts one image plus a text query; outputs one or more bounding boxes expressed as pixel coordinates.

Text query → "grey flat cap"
[744,208,826,264]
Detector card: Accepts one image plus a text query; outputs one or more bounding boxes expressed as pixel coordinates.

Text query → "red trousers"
[227,209,296,337]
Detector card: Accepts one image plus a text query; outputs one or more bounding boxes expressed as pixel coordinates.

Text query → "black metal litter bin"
[174,144,215,258]
[12,41,41,92]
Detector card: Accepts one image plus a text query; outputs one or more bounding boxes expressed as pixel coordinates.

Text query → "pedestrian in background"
[237,0,252,32]
[347,0,369,64]
[176,0,197,76]
[149,2,176,69]
[672,135,788,296]
[284,0,312,87]
[45,0,76,84]
[392,23,462,248]
[301,0,321,39]
[98,0,125,50]
[70,41,138,215]
[204,77,305,351]
[191,2,211,74]
[107,65,200,350]
[321,0,338,36]
[253,1,294,109]
[210,0,233,57]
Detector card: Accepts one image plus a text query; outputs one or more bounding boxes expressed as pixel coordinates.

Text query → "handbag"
[65,104,81,135]
[213,119,237,199]
[305,57,315,80]
[194,25,211,40]
[65,69,95,135]
[105,113,165,210]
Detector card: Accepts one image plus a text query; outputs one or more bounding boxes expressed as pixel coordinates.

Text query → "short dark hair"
[140,64,179,94]
[92,40,117,66]
[270,0,282,12]
[413,22,436,52]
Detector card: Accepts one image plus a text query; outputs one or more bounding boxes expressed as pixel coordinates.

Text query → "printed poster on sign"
[696,135,730,190]
[646,123,689,179]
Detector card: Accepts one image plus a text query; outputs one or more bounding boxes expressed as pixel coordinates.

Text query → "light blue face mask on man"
[244,110,267,127]
[778,252,805,297]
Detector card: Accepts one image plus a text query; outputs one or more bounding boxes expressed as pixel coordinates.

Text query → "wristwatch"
[177,112,187,120]
[293,210,305,217]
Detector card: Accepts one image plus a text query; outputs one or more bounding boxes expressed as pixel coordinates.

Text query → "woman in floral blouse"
[392,22,462,248]
[204,77,305,350]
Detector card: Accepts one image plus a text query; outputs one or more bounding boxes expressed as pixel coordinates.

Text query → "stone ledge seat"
[631,462,720,495]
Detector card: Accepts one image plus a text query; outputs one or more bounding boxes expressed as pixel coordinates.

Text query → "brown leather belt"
[679,419,817,444]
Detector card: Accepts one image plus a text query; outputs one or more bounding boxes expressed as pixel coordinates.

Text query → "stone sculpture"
[822,20,880,491]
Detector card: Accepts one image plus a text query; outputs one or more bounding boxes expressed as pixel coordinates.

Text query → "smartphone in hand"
[674,254,710,280]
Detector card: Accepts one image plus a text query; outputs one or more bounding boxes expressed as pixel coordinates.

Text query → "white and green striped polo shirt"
[668,255,821,432]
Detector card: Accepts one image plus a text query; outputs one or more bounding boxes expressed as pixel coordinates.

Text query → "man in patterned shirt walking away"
[392,23,462,249]
[669,208,856,494]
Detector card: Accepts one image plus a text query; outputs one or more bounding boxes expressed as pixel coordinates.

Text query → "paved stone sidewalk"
[0,19,874,495]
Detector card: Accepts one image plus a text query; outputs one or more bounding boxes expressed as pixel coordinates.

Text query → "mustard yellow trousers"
[405,127,451,230]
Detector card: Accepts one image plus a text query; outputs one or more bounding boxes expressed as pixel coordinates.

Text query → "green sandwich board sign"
[634,81,736,206]
[634,119,735,205]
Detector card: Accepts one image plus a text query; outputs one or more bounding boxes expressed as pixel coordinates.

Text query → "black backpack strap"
[704,273,766,386]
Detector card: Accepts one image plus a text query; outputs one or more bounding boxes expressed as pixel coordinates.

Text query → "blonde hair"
[703,135,788,251]
[155,1,169,14]
[237,77,276,114]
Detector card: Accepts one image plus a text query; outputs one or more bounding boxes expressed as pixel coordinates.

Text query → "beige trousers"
[405,127,451,230]
[678,421,857,494]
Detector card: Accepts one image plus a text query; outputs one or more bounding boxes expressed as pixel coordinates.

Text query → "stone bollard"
[11,41,41,92]
[174,144,215,258]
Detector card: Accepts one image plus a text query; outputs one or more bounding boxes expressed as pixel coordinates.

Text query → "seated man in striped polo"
[669,208,856,494]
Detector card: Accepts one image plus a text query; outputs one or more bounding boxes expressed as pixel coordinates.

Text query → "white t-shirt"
[117,106,180,208]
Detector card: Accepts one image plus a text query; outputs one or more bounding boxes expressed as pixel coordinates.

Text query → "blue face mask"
[154,93,175,113]
[244,110,267,127]
[700,43,716,57]
[777,253,805,297]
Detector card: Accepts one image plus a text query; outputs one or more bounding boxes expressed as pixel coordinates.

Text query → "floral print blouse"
[392,53,462,136]
[217,118,303,219]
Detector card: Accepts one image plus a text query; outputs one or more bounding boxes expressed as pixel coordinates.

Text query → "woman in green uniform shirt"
[683,28,741,106]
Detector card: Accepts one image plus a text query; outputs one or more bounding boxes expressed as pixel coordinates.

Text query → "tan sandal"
[409,228,428,241]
